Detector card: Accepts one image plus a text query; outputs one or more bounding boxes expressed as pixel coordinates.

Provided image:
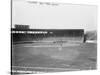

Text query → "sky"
[12,0,97,31]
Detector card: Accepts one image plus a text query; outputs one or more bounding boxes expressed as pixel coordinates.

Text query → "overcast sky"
[12,0,97,31]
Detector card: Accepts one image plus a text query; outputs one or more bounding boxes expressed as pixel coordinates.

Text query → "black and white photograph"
[11,0,97,74]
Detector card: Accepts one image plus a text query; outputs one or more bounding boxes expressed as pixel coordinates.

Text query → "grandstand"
[11,25,84,44]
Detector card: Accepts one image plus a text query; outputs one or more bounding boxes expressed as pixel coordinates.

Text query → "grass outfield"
[12,42,97,73]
